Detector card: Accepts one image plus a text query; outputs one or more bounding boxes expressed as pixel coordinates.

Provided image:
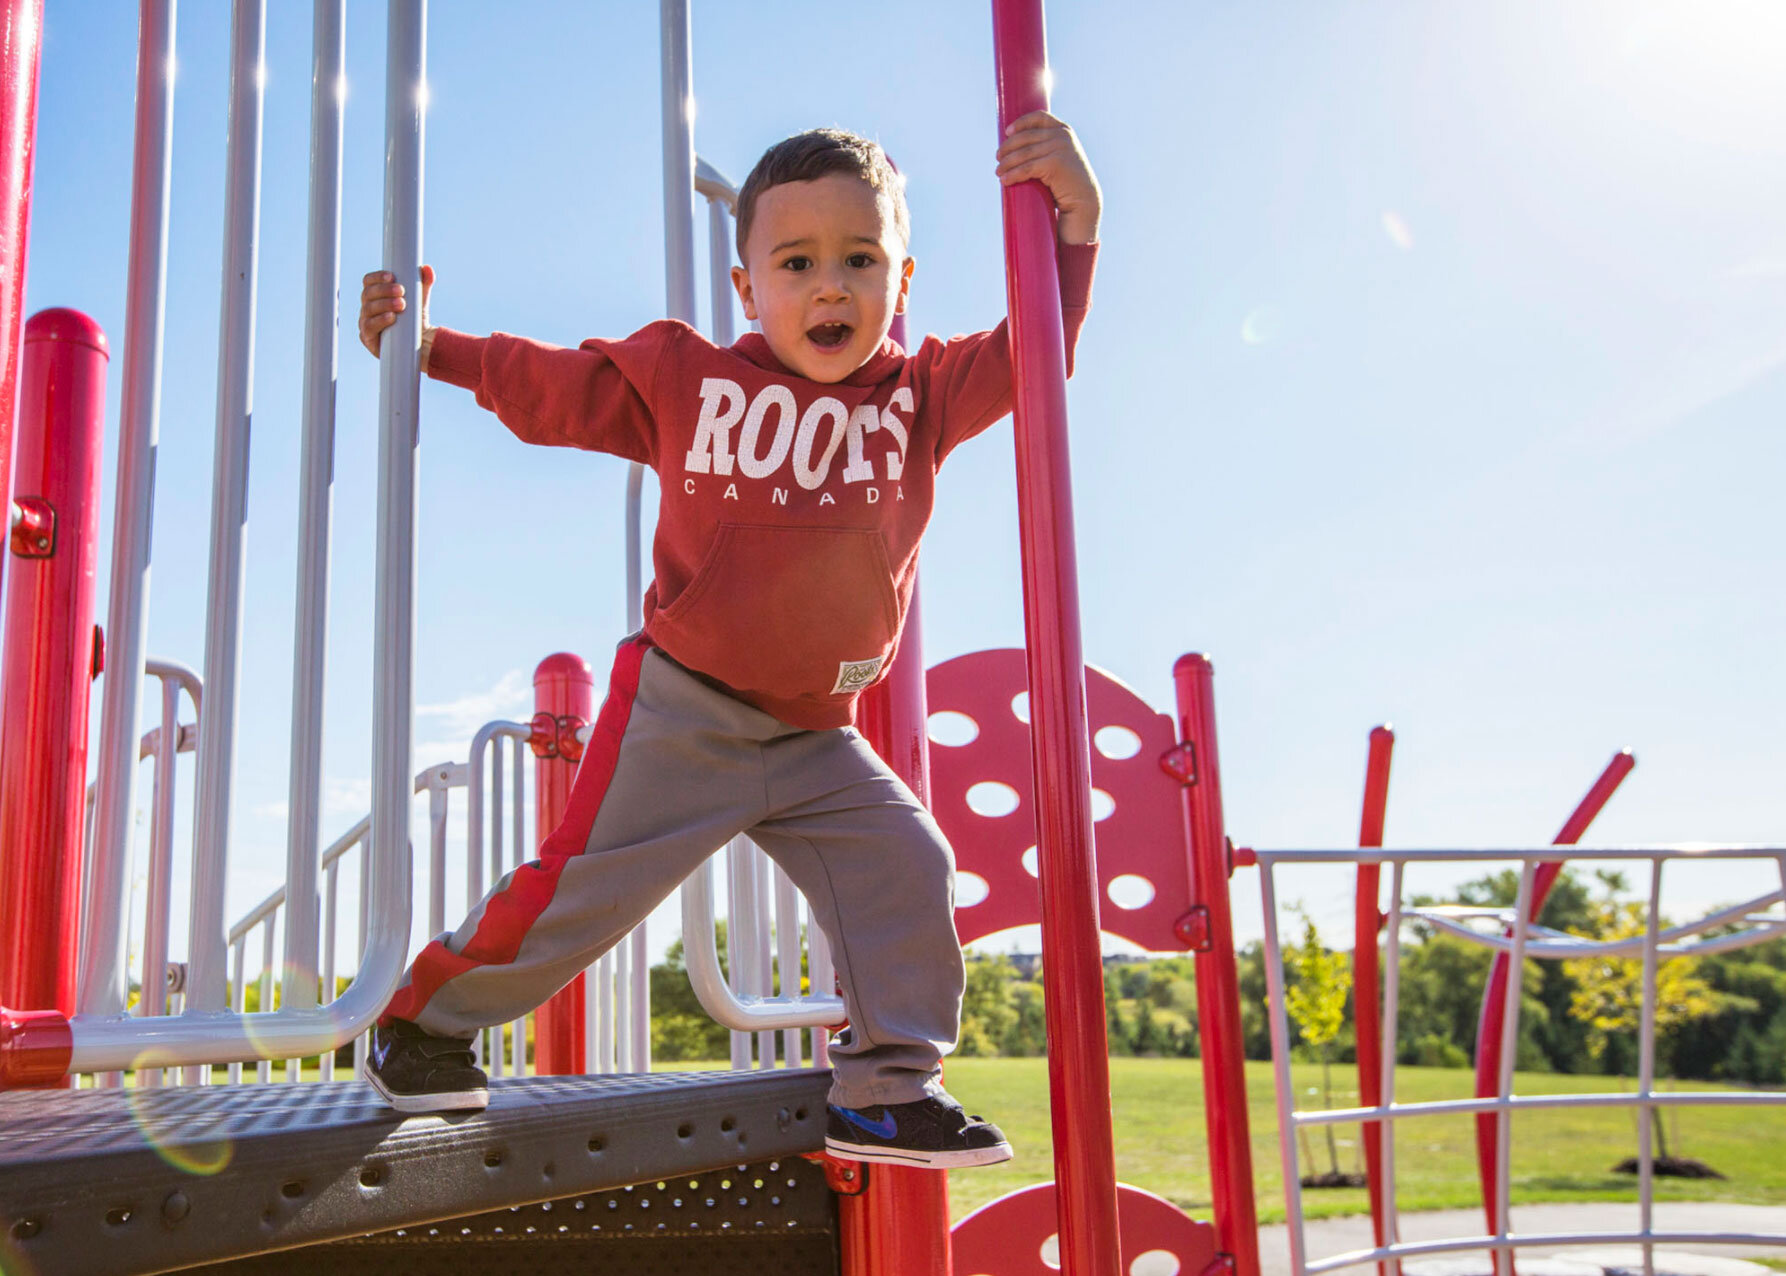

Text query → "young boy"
[357,113,1100,1168]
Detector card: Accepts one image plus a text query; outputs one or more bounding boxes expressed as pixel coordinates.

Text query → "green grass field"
[940,1059,1786,1224]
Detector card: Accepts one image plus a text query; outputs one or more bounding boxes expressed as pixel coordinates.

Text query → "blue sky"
[24,2,1786,975]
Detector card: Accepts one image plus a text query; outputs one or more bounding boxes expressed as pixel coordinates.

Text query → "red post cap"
[24,307,108,357]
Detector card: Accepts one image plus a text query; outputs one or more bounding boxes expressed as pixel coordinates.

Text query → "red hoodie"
[427,242,1095,729]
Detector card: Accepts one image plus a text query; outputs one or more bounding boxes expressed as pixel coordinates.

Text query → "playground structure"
[0,2,1783,1275]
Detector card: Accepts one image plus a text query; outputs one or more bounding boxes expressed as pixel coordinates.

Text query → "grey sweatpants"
[385,638,964,1107]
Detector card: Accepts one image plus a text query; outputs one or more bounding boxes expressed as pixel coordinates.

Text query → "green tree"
[1565,889,1728,1161]
[959,955,1017,1056]
[1284,907,1351,1177]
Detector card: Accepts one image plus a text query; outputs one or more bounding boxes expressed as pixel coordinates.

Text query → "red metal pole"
[0,0,43,608]
[991,5,1120,1273]
[0,309,109,1073]
[1352,726,1395,1275]
[1471,750,1634,1235]
[844,551,951,1276]
[531,652,594,1075]
[1173,655,1262,1276]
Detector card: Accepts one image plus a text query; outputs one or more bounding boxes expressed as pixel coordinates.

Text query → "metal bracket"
[1175,906,1211,951]
[9,496,54,558]
[528,712,588,762]
[1160,741,1196,785]
[804,1151,868,1196]
[1200,1252,1238,1276]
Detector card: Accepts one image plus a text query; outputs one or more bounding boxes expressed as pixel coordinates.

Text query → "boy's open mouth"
[806,322,852,352]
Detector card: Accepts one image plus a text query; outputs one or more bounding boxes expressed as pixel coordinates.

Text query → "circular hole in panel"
[1011,692,1031,725]
[1130,1251,1182,1276]
[956,871,990,907]
[1021,846,1039,878]
[1040,1232,1061,1269]
[927,711,979,747]
[1107,874,1155,910]
[1091,789,1115,822]
[966,781,1020,818]
[1094,725,1143,760]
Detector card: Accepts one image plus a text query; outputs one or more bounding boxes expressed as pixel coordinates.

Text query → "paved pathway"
[1259,1203,1786,1276]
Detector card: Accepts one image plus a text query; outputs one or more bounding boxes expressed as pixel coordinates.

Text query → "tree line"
[650,870,1786,1085]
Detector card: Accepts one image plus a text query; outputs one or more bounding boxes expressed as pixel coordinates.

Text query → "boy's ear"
[730,265,758,322]
[895,256,915,315]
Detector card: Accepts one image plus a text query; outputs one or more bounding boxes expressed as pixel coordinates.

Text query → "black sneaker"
[825,1092,1013,1168]
[365,1018,489,1114]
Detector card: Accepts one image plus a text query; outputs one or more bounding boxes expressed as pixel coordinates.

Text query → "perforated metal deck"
[0,1067,833,1275]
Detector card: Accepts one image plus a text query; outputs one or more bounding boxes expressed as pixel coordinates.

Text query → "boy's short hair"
[734,129,909,262]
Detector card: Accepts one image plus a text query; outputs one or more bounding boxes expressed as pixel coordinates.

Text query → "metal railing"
[1255,843,1786,1276]
[64,0,425,1076]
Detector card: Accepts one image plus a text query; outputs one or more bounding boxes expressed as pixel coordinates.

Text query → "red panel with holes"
[927,648,1193,952]
[952,1180,1221,1276]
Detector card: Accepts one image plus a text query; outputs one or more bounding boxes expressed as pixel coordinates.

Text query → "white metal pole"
[282,0,347,1023]
[1638,862,1665,1276]
[80,0,178,1019]
[1259,864,1308,1276]
[1494,863,1535,1276]
[187,0,268,1017]
[368,0,427,1047]
[1381,860,1406,1276]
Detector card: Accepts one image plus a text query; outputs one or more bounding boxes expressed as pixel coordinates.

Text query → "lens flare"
[125,1051,235,1177]
[1382,211,1414,251]
[1240,305,1284,346]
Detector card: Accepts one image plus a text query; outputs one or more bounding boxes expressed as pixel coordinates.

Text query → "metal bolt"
[35,536,48,550]
[162,1192,190,1224]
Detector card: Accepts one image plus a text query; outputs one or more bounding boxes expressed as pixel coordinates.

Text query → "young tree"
[1565,889,1726,1163]
[1284,905,1352,1178]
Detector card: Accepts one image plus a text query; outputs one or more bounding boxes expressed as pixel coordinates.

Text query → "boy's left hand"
[996,111,1102,246]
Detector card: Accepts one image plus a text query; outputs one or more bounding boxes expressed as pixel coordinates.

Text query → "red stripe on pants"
[382,639,651,1026]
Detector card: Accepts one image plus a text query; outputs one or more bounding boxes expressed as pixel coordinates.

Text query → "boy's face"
[732,172,915,384]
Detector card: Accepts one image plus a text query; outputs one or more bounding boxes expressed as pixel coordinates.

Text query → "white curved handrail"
[680,837,845,1032]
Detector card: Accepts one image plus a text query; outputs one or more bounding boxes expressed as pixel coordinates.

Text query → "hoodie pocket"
[652,524,900,702]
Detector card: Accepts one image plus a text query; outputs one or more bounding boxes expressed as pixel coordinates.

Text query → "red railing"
[1353,726,1396,1275]
[1471,750,1634,1240]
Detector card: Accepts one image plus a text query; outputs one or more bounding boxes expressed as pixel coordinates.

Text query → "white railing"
[68,0,425,1076]
[1255,844,1786,1276]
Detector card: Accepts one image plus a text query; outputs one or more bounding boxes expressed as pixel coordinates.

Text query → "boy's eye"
[847,252,879,269]
[782,255,811,271]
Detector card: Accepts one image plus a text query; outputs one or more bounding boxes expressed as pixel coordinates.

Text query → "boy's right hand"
[358,264,434,358]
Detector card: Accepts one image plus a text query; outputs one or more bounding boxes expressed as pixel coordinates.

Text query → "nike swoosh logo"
[837,1107,898,1139]
[371,1034,390,1069]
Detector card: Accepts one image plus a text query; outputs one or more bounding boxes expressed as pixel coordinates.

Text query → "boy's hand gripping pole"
[992,4,1122,1275]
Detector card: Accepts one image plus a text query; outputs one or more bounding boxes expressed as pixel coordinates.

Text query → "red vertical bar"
[0,310,109,1055]
[0,0,43,608]
[532,652,594,1075]
[1471,751,1633,1237]
[1353,726,1394,1275]
[839,317,951,1276]
[1173,655,1262,1276]
[990,6,1121,1275]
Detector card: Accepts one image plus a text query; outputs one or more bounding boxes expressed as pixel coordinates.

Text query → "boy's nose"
[812,270,850,301]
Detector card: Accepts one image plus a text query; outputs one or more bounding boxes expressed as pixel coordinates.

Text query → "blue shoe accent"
[833,1104,899,1139]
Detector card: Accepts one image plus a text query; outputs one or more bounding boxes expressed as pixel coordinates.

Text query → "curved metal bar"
[681,849,843,1031]
[57,1,427,1075]
[1253,844,1786,864]
[1304,1231,1786,1276]
[693,156,736,210]
[467,720,531,902]
[1406,892,1786,959]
